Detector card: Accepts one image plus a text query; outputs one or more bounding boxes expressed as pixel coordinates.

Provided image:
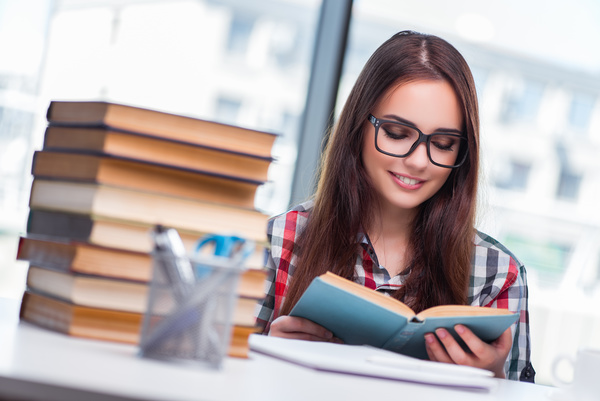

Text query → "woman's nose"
[403,142,430,169]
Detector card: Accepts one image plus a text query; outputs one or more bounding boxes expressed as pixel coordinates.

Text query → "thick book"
[17,235,151,282]
[17,236,267,297]
[25,211,267,268]
[42,125,272,182]
[26,209,203,254]
[46,101,277,159]
[24,265,261,326]
[289,272,519,360]
[19,291,258,358]
[31,150,263,209]
[28,179,269,243]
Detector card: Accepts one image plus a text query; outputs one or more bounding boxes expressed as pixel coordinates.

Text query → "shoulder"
[267,200,314,254]
[269,199,314,223]
[470,230,526,306]
[473,230,525,270]
[267,200,313,235]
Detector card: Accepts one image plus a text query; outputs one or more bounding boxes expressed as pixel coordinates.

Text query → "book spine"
[382,321,421,352]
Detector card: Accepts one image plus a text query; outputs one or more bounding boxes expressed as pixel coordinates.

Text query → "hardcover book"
[25,265,261,325]
[31,150,264,209]
[17,236,266,296]
[42,125,272,182]
[46,101,277,159]
[26,209,203,254]
[20,291,258,358]
[28,179,269,243]
[290,272,519,360]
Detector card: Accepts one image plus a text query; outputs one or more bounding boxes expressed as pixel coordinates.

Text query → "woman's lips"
[390,171,424,189]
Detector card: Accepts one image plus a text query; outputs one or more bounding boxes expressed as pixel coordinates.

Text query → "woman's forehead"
[373,79,463,132]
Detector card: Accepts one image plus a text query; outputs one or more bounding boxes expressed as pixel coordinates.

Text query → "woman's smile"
[389,171,424,189]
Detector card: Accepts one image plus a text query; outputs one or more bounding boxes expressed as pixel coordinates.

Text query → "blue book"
[289,272,519,360]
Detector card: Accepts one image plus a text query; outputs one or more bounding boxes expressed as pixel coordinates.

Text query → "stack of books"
[17,100,277,358]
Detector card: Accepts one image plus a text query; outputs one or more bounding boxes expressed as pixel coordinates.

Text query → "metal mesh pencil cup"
[138,246,245,369]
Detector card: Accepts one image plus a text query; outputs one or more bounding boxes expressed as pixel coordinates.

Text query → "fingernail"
[425,333,435,344]
[436,328,448,339]
[324,330,333,339]
[455,325,465,334]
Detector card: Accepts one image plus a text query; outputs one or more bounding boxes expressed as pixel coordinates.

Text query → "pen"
[366,355,494,378]
[152,225,196,303]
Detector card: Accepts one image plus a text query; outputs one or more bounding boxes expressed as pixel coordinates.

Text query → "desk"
[0,297,554,401]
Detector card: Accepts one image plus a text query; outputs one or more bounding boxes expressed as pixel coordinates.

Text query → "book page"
[320,272,415,317]
[416,304,515,319]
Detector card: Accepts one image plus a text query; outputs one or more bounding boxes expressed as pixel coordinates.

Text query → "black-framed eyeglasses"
[367,114,468,168]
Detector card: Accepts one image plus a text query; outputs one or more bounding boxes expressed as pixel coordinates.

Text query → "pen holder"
[138,233,249,369]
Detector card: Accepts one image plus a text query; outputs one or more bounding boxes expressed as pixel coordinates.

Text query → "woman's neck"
[369,198,416,235]
[366,201,417,277]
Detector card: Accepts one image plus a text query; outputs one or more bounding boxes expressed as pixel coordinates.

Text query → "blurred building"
[464,43,600,384]
[472,44,600,294]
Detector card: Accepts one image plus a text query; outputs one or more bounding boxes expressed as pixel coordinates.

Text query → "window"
[0,107,35,210]
[556,167,582,201]
[0,0,51,229]
[504,234,571,288]
[32,0,321,216]
[495,160,531,191]
[215,96,242,122]
[568,91,596,132]
[226,13,255,56]
[269,22,300,69]
[500,78,545,124]
[470,65,489,96]
[594,256,600,288]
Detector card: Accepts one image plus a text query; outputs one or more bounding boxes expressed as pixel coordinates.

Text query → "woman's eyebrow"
[382,113,463,134]
[382,114,415,126]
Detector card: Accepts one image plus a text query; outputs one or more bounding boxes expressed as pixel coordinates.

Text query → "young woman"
[256,31,535,382]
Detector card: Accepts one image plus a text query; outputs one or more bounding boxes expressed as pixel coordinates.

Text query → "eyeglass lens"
[377,122,466,167]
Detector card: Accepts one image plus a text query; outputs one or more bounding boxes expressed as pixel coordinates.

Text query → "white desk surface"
[0,297,556,401]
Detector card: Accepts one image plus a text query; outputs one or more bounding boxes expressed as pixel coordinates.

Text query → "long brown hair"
[280,31,480,315]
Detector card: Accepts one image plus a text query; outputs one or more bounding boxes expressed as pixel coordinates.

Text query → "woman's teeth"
[394,174,419,186]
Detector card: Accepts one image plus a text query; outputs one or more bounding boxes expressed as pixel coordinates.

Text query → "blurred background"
[1,0,599,385]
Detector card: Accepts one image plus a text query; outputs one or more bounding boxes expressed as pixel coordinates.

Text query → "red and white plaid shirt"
[256,200,535,382]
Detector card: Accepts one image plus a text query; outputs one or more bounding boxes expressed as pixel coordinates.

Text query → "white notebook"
[249,334,497,391]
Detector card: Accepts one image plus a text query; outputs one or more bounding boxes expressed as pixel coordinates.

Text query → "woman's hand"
[424,325,513,378]
[268,316,340,342]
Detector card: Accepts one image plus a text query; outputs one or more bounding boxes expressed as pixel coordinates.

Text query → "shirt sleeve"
[504,261,536,382]
[480,255,535,382]
[255,218,278,334]
[470,232,536,382]
[254,205,309,334]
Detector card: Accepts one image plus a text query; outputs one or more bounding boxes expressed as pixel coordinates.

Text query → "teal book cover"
[289,273,519,359]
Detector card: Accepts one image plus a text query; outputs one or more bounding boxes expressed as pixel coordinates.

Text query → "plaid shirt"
[256,200,535,382]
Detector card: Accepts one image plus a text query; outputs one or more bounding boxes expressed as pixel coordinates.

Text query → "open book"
[289,272,519,360]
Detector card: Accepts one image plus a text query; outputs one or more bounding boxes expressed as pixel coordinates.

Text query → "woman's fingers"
[268,316,335,342]
[434,327,472,366]
[424,333,453,363]
[428,325,512,378]
[425,325,512,377]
